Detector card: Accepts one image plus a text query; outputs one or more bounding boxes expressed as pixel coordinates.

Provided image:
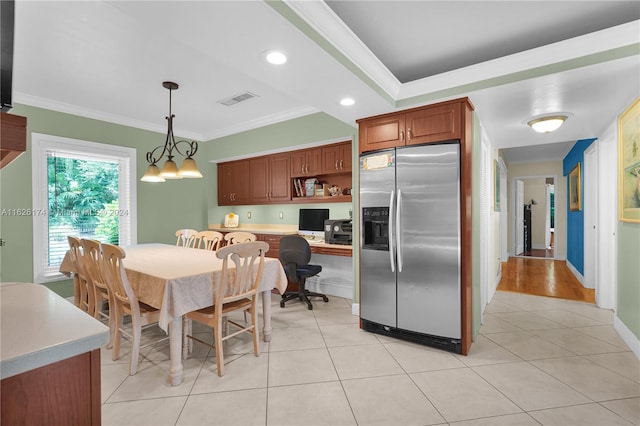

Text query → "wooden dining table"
[61,243,287,386]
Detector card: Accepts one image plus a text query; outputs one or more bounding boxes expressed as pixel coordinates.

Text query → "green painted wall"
[203,112,359,300]
[617,222,640,339]
[0,104,209,296]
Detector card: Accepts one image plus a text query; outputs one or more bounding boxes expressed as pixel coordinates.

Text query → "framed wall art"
[569,163,581,211]
[618,97,640,223]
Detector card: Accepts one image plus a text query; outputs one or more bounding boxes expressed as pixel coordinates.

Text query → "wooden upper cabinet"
[268,153,291,202]
[405,102,461,146]
[0,112,27,169]
[249,156,270,203]
[322,142,352,174]
[357,98,468,154]
[358,115,405,153]
[245,153,291,204]
[291,147,322,177]
[218,159,250,206]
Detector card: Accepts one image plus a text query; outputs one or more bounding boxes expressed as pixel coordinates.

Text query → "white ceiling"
[11,1,640,163]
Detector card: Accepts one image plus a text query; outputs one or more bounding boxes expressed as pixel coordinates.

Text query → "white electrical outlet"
[279,211,283,220]
[247,211,252,219]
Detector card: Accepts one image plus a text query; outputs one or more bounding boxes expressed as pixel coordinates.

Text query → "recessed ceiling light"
[527,113,571,133]
[265,50,287,65]
[340,97,355,106]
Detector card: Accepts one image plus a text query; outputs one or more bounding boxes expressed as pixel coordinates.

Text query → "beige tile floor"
[100,291,640,425]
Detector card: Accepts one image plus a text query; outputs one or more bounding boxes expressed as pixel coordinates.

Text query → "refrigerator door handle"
[388,189,396,272]
[396,189,403,272]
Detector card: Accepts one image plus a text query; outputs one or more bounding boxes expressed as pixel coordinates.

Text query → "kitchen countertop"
[0,282,109,380]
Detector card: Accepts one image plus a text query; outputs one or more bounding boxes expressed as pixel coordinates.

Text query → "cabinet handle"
[407,128,412,141]
[301,164,305,174]
[340,159,344,170]
[400,130,405,141]
[335,160,339,170]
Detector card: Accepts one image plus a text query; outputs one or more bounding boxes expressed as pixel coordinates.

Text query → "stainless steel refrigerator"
[359,142,461,353]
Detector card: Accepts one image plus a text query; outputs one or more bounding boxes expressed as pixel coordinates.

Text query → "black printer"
[324,219,352,245]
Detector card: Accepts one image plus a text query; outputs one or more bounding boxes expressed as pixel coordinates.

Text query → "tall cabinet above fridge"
[356,98,475,355]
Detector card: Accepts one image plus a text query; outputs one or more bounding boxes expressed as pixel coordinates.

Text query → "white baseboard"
[306,277,352,299]
[532,244,547,250]
[614,315,640,360]
[351,303,359,316]
[566,260,585,285]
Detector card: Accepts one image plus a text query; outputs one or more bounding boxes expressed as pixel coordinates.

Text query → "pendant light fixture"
[141,81,203,182]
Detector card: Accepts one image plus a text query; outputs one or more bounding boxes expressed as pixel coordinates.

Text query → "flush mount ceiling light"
[141,81,203,183]
[265,50,287,65]
[527,114,569,133]
[340,97,355,106]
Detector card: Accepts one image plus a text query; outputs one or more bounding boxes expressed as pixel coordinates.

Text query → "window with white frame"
[32,133,137,282]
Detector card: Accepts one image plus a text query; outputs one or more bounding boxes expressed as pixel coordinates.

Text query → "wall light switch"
[247,211,252,219]
[279,211,284,220]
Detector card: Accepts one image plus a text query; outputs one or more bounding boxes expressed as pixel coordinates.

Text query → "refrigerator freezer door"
[396,143,461,339]
[360,150,396,327]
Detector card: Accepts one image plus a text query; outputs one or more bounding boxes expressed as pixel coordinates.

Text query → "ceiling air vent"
[218,91,258,107]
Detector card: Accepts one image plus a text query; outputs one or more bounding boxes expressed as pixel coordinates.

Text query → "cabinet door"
[405,102,460,145]
[268,153,291,202]
[339,142,352,173]
[249,156,270,203]
[231,159,251,204]
[322,145,341,174]
[305,148,323,175]
[358,115,405,153]
[290,150,307,177]
[217,162,232,206]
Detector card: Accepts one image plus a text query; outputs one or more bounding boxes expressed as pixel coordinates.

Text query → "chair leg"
[251,302,260,357]
[129,315,141,376]
[112,306,122,361]
[106,297,115,350]
[213,317,225,377]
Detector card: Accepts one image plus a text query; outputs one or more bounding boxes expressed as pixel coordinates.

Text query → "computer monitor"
[298,208,329,239]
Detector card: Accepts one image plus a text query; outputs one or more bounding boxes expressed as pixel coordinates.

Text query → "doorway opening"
[513,176,556,259]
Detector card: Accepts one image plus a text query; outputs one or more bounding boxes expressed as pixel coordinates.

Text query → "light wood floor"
[497,257,595,303]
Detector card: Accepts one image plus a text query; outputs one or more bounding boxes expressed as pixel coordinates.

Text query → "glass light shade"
[140,164,166,182]
[265,50,287,65]
[159,159,182,179]
[178,157,203,178]
[528,115,567,133]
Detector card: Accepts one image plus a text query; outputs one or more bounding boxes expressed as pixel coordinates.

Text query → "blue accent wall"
[563,138,596,275]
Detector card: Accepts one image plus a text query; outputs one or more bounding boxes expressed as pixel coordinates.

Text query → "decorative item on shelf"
[305,178,318,197]
[328,185,342,196]
[224,212,238,228]
[141,81,203,182]
[344,188,352,196]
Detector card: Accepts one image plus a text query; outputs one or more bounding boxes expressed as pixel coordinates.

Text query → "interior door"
[515,179,524,255]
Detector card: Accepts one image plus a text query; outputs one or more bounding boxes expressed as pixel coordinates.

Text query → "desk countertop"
[0,282,109,380]
[208,224,352,250]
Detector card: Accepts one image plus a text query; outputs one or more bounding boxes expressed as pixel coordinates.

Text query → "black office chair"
[279,235,328,310]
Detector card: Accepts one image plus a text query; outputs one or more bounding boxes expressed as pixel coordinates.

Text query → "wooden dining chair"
[175,228,198,247]
[183,241,268,376]
[194,230,224,251]
[81,238,113,348]
[223,231,257,246]
[101,243,166,375]
[67,236,92,314]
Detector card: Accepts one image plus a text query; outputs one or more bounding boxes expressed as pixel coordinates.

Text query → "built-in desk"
[209,224,353,298]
